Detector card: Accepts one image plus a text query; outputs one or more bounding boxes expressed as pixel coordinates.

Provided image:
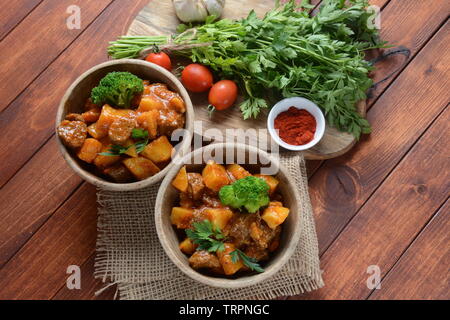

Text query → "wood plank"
[0,0,151,299]
[307,20,449,257]
[0,0,42,40]
[369,199,450,300]
[0,0,150,188]
[53,254,116,300]
[0,183,98,300]
[0,0,112,113]
[296,104,450,299]
[0,139,81,267]
[366,0,450,106]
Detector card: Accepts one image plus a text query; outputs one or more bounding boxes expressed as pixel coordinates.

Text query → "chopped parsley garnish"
[185,220,225,253]
[230,249,264,273]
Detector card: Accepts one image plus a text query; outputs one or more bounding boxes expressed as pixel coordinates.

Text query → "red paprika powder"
[274,107,316,145]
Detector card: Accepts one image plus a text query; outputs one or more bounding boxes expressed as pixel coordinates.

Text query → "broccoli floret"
[219,176,270,213]
[91,72,144,109]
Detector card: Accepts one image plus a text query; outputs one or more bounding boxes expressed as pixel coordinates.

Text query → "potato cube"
[187,173,205,200]
[204,208,234,230]
[171,207,194,229]
[97,104,136,131]
[77,138,102,163]
[87,122,108,140]
[123,157,160,180]
[123,139,138,158]
[217,243,243,275]
[141,136,173,163]
[136,110,158,139]
[226,164,251,180]
[202,161,230,192]
[268,201,283,207]
[138,96,164,112]
[169,96,186,113]
[254,174,279,195]
[262,205,290,229]
[96,104,116,130]
[81,108,101,123]
[172,166,188,192]
[93,145,121,169]
[179,238,196,255]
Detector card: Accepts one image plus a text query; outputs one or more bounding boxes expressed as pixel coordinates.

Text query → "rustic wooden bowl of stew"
[155,142,302,288]
[55,59,194,191]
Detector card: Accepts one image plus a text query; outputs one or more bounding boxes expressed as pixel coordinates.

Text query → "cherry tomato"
[181,64,213,93]
[145,52,172,71]
[208,80,238,110]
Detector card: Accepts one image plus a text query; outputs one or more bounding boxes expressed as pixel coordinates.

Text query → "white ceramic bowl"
[267,97,326,151]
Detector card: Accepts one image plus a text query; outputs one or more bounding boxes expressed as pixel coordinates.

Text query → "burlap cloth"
[94,152,323,300]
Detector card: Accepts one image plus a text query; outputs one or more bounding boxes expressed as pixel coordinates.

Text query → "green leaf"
[230,249,264,273]
[186,220,226,253]
[131,128,149,140]
[248,60,262,74]
[98,144,130,157]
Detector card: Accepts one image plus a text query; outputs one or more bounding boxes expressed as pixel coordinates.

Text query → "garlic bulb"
[204,0,225,18]
[173,0,225,23]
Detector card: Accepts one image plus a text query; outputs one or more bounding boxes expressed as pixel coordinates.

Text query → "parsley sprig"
[98,128,149,156]
[230,249,264,273]
[185,220,225,253]
[186,220,265,273]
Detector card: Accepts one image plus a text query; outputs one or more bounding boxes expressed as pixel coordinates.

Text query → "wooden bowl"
[55,59,194,191]
[155,142,302,288]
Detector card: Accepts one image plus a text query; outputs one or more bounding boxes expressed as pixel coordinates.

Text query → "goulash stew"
[57,72,186,183]
[171,161,290,276]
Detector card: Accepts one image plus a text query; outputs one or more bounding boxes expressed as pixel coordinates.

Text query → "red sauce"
[274,107,316,146]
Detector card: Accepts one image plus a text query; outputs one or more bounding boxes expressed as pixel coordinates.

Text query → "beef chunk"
[57,120,87,149]
[187,173,205,201]
[189,251,221,270]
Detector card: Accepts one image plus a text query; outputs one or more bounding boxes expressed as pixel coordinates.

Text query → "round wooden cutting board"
[126,0,367,160]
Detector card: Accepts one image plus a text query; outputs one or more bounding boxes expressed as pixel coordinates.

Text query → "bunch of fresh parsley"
[186,220,264,273]
[109,0,388,138]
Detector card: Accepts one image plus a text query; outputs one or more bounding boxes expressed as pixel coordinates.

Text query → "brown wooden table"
[0,0,448,300]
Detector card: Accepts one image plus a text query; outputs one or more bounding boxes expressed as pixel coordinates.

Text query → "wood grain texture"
[0,0,150,295]
[369,199,450,300]
[0,0,42,40]
[0,0,446,300]
[0,183,98,300]
[0,139,82,267]
[0,0,113,114]
[296,104,449,300]
[306,20,450,257]
[366,0,450,106]
[0,0,149,188]
[127,0,367,160]
[53,254,116,300]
